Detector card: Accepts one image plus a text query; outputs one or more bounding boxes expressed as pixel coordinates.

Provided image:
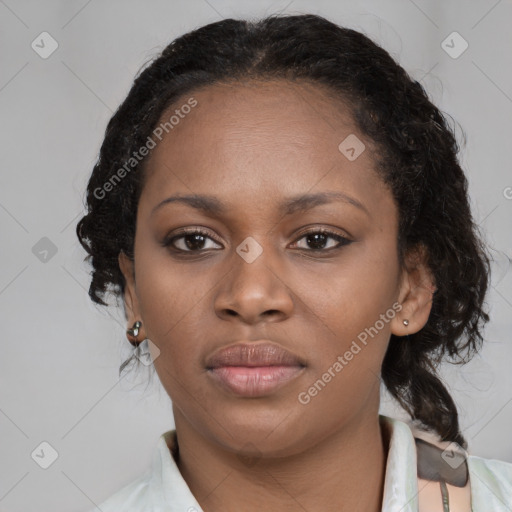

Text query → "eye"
[162,228,223,252]
[290,228,352,252]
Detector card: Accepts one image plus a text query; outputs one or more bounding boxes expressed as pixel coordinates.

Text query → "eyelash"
[162,227,352,254]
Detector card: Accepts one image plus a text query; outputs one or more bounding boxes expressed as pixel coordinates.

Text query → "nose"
[213,245,294,325]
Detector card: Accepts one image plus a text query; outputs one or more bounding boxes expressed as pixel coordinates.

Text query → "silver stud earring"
[403,319,409,326]
[126,320,143,347]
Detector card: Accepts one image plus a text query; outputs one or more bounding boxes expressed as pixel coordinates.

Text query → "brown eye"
[163,228,222,252]
[291,229,352,252]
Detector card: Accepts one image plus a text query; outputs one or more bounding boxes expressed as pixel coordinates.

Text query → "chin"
[208,405,309,455]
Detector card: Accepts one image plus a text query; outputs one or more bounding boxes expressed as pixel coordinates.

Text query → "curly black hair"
[76,13,491,449]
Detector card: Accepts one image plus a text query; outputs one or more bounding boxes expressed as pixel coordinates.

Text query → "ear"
[390,244,437,337]
[118,251,147,339]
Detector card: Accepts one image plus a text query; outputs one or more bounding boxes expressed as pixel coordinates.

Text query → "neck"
[171,409,390,512]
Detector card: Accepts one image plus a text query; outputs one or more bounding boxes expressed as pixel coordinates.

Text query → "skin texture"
[119,79,436,512]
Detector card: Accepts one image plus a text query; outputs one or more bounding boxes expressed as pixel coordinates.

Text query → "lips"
[205,341,305,369]
[205,341,306,397]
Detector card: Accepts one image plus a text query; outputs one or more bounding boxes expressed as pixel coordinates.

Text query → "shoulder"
[467,454,512,504]
[391,415,512,509]
[85,429,191,512]
[85,471,152,511]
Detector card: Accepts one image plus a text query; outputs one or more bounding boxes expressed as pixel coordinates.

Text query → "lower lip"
[207,365,304,397]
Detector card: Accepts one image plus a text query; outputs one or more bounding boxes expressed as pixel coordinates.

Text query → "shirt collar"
[380,414,420,511]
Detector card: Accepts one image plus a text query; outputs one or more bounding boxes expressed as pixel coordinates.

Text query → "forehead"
[140,79,388,214]
[149,79,362,161]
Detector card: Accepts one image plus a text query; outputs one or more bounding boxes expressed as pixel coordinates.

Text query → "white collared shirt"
[88,415,512,511]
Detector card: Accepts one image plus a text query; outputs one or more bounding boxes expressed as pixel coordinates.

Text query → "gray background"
[0,0,511,510]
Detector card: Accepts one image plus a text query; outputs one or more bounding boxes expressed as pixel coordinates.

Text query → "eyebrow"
[151,191,370,217]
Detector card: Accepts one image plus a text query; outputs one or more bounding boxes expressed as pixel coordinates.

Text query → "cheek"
[293,249,400,397]
[301,248,399,339]
[133,229,209,327]
[133,252,232,389]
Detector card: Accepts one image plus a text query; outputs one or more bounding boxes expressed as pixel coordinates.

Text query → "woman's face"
[119,80,430,456]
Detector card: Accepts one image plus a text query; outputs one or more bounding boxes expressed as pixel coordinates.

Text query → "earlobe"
[118,251,149,345]
[391,245,436,337]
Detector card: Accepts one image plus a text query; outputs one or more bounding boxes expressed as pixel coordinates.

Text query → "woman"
[77,13,512,512]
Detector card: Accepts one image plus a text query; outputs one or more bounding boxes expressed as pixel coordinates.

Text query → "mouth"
[205,341,306,397]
